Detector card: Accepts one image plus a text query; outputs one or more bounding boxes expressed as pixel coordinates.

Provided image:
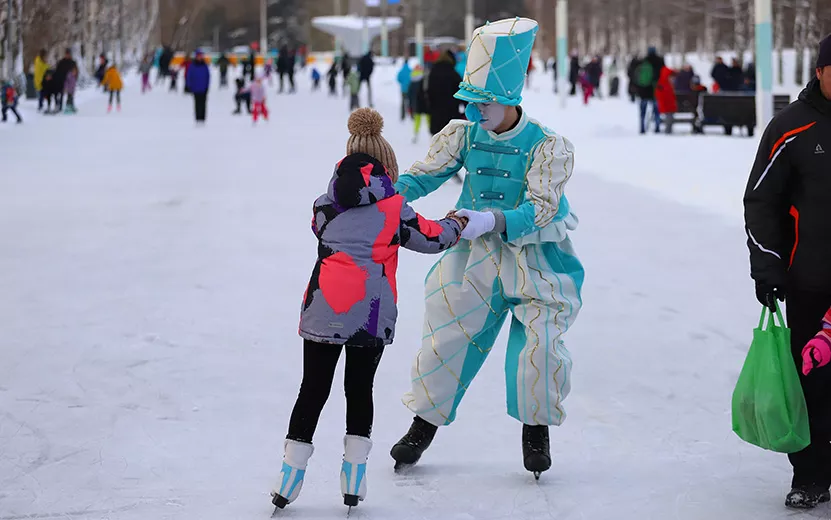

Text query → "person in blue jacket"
[396,59,411,120]
[187,51,211,123]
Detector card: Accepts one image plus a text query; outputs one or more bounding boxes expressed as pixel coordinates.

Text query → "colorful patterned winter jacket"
[299,153,463,347]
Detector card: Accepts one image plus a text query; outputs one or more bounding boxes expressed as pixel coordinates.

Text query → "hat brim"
[454,88,493,104]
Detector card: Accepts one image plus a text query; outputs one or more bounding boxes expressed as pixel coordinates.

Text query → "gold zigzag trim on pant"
[515,251,543,425]
[527,261,566,421]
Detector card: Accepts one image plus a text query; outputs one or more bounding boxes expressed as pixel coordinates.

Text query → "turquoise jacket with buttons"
[395,111,576,245]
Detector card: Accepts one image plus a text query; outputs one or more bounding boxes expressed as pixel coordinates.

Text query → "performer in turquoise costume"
[390,17,584,478]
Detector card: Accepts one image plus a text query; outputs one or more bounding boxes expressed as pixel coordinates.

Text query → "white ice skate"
[341,435,372,509]
[271,439,314,510]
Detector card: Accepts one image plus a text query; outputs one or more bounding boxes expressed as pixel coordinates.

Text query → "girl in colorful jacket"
[270,108,467,512]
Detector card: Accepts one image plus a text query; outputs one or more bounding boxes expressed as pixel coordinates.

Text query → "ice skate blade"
[534,471,541,481]
[393,461,415,473]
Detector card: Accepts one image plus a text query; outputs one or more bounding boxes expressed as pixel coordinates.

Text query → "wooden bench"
[698,93,790,137]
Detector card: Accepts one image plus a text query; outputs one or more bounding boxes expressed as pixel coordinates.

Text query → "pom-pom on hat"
[346,108,399,181]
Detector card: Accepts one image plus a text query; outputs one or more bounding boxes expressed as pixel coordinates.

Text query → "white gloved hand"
[454,209,496,240]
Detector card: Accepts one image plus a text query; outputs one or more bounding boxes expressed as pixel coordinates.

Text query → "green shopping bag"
[731,303,810,453]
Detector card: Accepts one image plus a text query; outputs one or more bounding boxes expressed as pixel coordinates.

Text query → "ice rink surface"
[0,66,819,519]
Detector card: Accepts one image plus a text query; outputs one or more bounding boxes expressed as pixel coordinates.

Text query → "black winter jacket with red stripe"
[744,78,831,292]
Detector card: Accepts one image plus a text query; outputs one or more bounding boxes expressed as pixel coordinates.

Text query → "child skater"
[408,65,429,143]
[264,58,274,86]
[40,70,59,114]
[578,68,593,105]
[311,67,321,91]
[102,62,123,112]
[270,108,467,512]
[63,66,78,114]
[1,79,22,124]
[169,66,179,92]
[347,66,360,110]
[250,75,268,123]
[139,55,153,93]
[327,62,338,96]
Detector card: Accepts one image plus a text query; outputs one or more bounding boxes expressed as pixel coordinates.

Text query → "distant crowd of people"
[394,49,467,146]
[557,46,760,135]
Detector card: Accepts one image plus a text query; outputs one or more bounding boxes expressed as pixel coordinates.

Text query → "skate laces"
[523,426,549,451]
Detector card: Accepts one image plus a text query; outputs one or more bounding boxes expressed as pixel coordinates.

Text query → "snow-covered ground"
[0,64,818,520]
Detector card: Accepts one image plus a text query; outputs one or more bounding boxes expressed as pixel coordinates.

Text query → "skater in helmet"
[390,17,584,479]
[270,108,467,512]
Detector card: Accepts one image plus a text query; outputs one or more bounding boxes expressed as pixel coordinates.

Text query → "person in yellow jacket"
[34,49,49,112]
[102,64,123,112]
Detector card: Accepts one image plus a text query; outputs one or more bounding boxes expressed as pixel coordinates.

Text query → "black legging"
[287,340,384,443]
[193,92,207,122]
[279,71,296,93]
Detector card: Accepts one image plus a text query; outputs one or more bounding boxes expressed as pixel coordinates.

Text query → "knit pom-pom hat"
[346,108,399,181]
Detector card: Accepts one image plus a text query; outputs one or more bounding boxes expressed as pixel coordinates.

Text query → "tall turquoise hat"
[455,17,539,106]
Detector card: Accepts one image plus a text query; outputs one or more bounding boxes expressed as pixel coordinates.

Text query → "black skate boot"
[390,416,438,471]
[785,486,831,509]
[522,425,551,479]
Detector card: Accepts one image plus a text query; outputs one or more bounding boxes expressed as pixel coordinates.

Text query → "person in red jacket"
[655,66,678,134]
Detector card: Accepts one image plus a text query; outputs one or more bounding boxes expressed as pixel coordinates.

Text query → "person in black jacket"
[341,53,352,97]
[627,55,640,102]
[358,51,375,107]
[40,69,60,114]
[568,53,580,96]
[725,58,744,91]
[711,56,730,91]
[217,53,230,88]
[94,54,108,88]
[743,33,831,511]
[277,46,296,94]
[248,51,256,82]
[633,47,664,134]
[426,50,463,136]
[54,49,77,111]
[158,46,174,84]
[585,56,602,98]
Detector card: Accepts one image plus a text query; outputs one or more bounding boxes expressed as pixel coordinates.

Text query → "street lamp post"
[333,0,341,56]
[260,0,268,58]
[755,0,773,128]
[556,0,568,108]
[362,0,369,54]
[118,0,124,67]
[7,0,15,79]
[380,0,389,57]
[465,0,474,47]
[415,0,424,66]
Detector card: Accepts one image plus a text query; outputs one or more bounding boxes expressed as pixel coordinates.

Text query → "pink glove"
[802,338,831,376]
[803,308,831,376]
